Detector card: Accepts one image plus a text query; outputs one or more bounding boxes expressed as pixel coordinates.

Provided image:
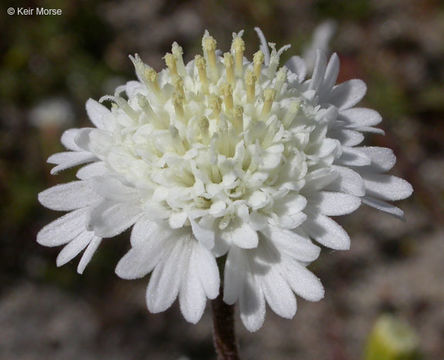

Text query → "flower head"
[38,28,412,331]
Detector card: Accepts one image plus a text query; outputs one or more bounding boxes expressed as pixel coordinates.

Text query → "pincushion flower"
[37,28,412,332]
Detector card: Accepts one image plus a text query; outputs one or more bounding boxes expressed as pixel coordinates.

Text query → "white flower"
[38,28,412,331]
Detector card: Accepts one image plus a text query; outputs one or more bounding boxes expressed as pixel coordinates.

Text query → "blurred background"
[1,0,444,359]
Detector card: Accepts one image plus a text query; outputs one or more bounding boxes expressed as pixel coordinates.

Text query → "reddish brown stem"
[211,289,240,360]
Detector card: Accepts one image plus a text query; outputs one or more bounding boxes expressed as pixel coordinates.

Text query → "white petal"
[56,231,94,267]
[90,176,138,202]
[280,259,324,301]
[322,53,340,92]
[337,147,371,167]
[304,213,350,250]
[48,152,96,175]
[309,50,327,91]
[116,237,166,280]
[261,266,297,319]
[312,191,361,216]
[77,236,102,274]
[88,200,142,238]
[362,196,404,219]
[130,217,164,247]
[239,273,266,332]
[329,129,364,146]
[263,226,320,262]
[191,219,215,249]
[285,56,306,81]
[340,108,382,127]
[230,222,258,249]
[169,212,188,229]
[304,168,338,192]
[76,162,108,180]
[61,129,82,151]
[329,79,367,109]
[363,174,413,201]
[38,181,101,211]
[179,242,207,324]
[37,208,89,247]
[329,165,365,196]
[146,240,185,313]
[86,99,110,129]
[223,247,247,304]
[193,244,220,299]
[357,147,396,172]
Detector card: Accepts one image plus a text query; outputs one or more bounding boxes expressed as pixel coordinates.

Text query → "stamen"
[253,50,264,78]
[173,92,184,119]
[232,36,245,77]
[169,125,186,154]
[202,32,218,80]
[172,42,186,75]
[164,53,178,77]
[245,70,256,103]
[283,100,300,127]
[115,96,138,120]
[209,95,222,118]
[275,66,287,94]
[172,75,185,99]
[261,88,276,116]
[144,67,162,97]
[197,116,209,143]
[137,94,163,128]
[195,55,209,93]
[223,52,235,85]
[233,105,244,132]
[220,83,233,112]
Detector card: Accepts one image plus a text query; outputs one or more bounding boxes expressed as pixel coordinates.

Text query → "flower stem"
[211,289,240,360]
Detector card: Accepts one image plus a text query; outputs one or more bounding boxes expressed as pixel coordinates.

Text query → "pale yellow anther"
[164,53,177,77]
[245,70,256,103]
[232,36,245,76]
[275,66,287,94]
[172,42,185,74]
[233,105,244,132]
[209,95,222,118]
[261,88,276,116]
[202,33,218,80]
[283,100,300,127]
[223,52,235,85]
[253,50,264,78]
[195,55,209,93]
[143,67,161,96]
[173,92,184,118]
[220,83,233,112]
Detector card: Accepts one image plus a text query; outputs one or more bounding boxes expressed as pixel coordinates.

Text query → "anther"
[202,32,218,80]
[261,88,276,116]
[164,53,178,77]
[245,70,256,103]
[223,52,235,85]
[172,42,186,75]
[195,55,209,93]
[253,50,264,79]
[144,67,162,97]
[231,36,245,77]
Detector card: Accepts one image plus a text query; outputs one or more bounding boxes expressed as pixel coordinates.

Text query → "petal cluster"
[37,29,412,331]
